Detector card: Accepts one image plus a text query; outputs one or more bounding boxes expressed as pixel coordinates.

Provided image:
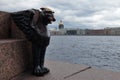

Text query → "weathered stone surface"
[11,60,90,80]
[11,60,120,80]
[65,67,120,80]
[0,39,32,80]
[0,11,11,39]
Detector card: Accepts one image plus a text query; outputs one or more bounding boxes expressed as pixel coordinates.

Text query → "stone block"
[0,39,32,80]
[0,11,26,39]
[0,11,11,39]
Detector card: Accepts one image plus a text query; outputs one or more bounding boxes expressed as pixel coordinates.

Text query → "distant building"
[66,30,77,35]
[58,20,64,29]
[64,28,85,35]
[50,25,120,36]
[49,28,66,35]
[85,29,106,35]
[109,27,120,35]
[104,28,112,35]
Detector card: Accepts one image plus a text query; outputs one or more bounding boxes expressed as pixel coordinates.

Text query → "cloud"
[0,0,44,11]
[1,0,120,29]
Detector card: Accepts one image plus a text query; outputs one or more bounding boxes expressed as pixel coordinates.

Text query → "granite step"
[0,39,32,80]
[11,60,90,80]
[11,60,91,80]
[11,60,120,80]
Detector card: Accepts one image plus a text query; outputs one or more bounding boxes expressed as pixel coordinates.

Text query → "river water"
[46,36,120,72]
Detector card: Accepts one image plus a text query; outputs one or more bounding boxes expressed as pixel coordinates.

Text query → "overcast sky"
[1,0,120,29]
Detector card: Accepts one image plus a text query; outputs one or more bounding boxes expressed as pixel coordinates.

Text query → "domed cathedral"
[58,20,64,29]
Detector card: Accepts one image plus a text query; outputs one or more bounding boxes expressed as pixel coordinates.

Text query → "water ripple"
[46,36,120,72]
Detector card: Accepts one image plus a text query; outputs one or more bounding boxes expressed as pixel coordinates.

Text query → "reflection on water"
[46,36,120,72]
